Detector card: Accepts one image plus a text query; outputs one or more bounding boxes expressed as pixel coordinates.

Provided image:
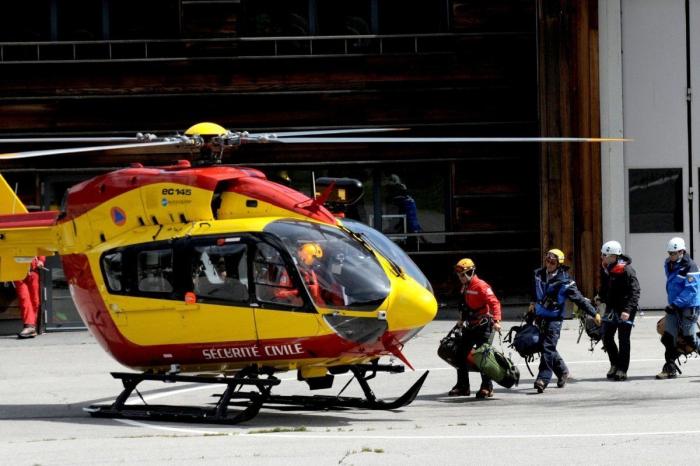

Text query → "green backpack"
[471,343,520,389]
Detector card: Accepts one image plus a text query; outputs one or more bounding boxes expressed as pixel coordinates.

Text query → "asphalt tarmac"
[2,312,700,465]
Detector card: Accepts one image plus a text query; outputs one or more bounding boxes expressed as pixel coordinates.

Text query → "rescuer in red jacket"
[275,243,327,306]
[14,256,45,339]
[449,258,502,398]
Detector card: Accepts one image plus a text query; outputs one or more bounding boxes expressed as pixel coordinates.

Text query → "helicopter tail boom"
[0,175,60,280]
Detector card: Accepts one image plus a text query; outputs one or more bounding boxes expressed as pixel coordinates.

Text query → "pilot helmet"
[298,242,323,266]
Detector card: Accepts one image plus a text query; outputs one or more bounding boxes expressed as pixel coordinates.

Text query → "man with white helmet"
[657,237,700,379]
[597,240,640,381]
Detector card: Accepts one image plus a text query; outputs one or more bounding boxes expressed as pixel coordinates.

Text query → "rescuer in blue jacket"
[656,237,700,379]
[528,249,597,393]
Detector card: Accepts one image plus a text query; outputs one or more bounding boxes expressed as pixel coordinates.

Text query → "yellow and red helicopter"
[0,123,623,424]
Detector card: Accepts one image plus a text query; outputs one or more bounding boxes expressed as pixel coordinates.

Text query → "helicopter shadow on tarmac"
[0,385,416,430]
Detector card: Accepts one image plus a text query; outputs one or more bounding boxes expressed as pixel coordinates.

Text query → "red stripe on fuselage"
[62,253,405,371]
[62,165,336,225]
[0,211,59,228]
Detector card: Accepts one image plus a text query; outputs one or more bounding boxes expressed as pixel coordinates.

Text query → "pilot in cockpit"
[275,242,327,305]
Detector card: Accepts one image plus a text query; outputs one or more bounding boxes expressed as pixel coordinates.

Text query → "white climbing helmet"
[601,240,623,256]
[667,237,686,253]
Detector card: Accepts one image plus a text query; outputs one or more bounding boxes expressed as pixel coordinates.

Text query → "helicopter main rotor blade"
[0,137,142,144]
[246,128,408,138]
[262,136,631,144]
[0,140,185,160]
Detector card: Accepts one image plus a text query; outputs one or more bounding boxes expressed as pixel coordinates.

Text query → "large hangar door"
[690,0,700,303]
[623,0,689,309]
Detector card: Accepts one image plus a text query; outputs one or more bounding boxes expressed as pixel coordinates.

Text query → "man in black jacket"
[597,240,641,381]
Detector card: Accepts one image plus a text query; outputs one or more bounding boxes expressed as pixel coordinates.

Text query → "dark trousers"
[661,307,700,369]
[456,324,493,390]
[602,315,633,372]
[537,320,567,385]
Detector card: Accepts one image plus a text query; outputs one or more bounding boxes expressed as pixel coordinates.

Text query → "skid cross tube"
[234,365,429,412]
[85,370,280,425]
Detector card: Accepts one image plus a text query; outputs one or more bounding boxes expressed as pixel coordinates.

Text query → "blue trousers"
[537,320,567,384]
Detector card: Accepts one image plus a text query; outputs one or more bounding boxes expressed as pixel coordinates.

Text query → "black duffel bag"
[437,325,463,368]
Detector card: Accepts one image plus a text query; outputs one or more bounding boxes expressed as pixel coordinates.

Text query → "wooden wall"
[538,0,601,297]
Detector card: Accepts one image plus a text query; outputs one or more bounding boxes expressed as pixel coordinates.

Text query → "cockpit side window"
[253,242,305,309]
[263,220,391,311]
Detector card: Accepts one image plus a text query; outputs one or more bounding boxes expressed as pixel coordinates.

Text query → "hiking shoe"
[557,372,570,388]
[17,325,37,339]
[614,370,627,381]
[534,379,546,393]
[655,370,677,380]
[475,387,494,399]
[606,365,617,379]
[448,386,471,397]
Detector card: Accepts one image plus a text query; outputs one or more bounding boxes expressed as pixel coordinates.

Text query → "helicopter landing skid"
[84,369,280,425]
[227,364,429,412]
[85,364,428,425]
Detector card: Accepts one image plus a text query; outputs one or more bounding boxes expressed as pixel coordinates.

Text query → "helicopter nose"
[386,277,438,332]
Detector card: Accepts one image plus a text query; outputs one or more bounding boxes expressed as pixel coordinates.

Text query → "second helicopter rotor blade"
[0,137,142,144]
[0,140,185,160]
[246,128,408,138]
[259,136,631,144]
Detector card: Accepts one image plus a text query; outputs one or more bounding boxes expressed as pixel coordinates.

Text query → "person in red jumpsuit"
[449,258,502,398]
[275,243,326,306]
[14,256,45,339]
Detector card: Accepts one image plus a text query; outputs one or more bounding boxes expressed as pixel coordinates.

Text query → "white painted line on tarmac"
[244,429,700,440]
[113,418,700,440]
[115,418,224,435]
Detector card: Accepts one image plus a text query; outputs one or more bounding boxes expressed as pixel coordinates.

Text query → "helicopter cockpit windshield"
[263,220,391,311]
[340,218,433,294]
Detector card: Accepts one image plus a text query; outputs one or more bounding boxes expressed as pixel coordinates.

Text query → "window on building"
[629,168,683,233]
[57,0,103,41]
[240,0,309,36]
[0,2,52,42]
[379,167,446,251]
[378,0,447,34]
[181,0,241,38]
[316,0,371,36]
[109,0,180,39]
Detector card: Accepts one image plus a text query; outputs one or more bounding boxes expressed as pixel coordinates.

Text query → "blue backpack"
[504,323,542,376]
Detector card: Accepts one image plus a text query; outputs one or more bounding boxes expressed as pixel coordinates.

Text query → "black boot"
[449,369,470,396]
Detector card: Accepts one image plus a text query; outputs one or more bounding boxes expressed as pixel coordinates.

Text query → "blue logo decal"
[161,198,168,207]
[110,207,127,226]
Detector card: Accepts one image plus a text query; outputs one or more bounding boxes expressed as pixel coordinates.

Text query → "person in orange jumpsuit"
[449,258,502,399]
[14,256,45,339]
[275,243,326,306]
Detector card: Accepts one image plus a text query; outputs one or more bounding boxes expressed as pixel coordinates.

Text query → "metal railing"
[0,31,531,64]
